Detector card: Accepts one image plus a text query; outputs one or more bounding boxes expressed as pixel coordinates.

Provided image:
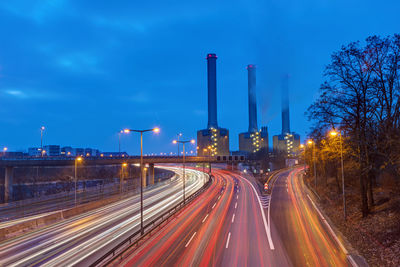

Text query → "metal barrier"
[90,176,212,267]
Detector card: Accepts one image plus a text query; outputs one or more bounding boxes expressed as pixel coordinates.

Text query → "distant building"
[239,126,269,154]
[75,148,85,156]
[28,147,41,157]
[61,146,74,156]
[197,53,230,156]
[43,145,60,156]
[273,133,300,157]
[273,75,300,157]
[238,65,269,154]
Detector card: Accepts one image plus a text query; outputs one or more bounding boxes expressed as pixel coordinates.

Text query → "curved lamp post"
[123,127,160,235]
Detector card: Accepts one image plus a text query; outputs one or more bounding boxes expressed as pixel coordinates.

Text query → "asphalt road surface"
[121,168,353,267]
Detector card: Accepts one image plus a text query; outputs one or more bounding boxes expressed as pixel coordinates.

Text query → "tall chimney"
[281,74,290,135]
[207,53,218,129]
[247,64,258,133]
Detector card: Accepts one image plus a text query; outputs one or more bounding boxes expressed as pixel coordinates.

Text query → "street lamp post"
[330,130,346,220]
[74,156,83,206]
[118,130,123,154]
[121,162,128,194]
[177,133,182,156]
[40,126,45,157]
[124,127,160,235]
[307,140,317,192]
[299,144,305,171]
[173,139,195,203]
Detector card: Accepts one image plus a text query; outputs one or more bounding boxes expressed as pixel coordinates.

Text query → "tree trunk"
[367,170,374,207]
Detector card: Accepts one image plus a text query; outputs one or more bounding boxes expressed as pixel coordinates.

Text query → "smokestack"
[247,64,258,133]
[282,75,290,135]
[207,53,218,129]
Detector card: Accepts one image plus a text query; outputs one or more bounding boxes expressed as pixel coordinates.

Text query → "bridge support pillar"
[148,163,155,185]
[5,166,14,203]
[227,163,233,170]
[233,163,238,170]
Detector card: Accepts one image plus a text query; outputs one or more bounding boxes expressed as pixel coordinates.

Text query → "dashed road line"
[225,232,231,248]
[212,202,216,209]
[232,213,235,223]
[202,214,209,223]
[235,202,237,209]
[185,232,197,247]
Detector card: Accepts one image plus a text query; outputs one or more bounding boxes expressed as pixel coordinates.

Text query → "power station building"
[273,76,300,157]
[197,53,230,156]
[238,65,268,154]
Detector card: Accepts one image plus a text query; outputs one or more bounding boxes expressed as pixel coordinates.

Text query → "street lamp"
[299,144,305,171]
[40,126,45,157]
[121,162,128,194]
[74,156,83,206]
[307,140,317,192]
[118,130,123,154]
[176,133,182,156]
[330,130,346,220]
[124,127,160,235]
[173,139,195,203]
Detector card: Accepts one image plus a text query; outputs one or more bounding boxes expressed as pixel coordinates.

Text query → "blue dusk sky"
[0,0,399,154]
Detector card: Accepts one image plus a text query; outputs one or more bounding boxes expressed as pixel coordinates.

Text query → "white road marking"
[185,232,197,247]
[202,214,209,223]
[225,232,231,248]
[306,194,358,267]
[236,195,238,200]
[241,177,275,250]
[218,195,221,200]
[232,214,235,223]
[287,188,288,192]
[235,202,237,209]
[212,202,216,209]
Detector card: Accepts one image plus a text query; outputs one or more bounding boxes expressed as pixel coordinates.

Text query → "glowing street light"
[75,156,83,206]
[329,129,346,220]
[123,127,160,235]
[307,139,317,192]
[172,138,195,203]
[40,126,45,157]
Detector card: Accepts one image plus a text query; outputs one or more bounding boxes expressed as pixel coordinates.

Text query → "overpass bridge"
[0,155,246,202]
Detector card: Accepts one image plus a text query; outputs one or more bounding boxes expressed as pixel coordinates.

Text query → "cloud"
[2,88,61,100]
[56,52,104,74]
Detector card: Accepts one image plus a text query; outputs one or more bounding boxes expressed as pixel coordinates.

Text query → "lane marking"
[185,232,197,247]
[235,202,237,209]
[225,232,231,248]
[202,214,209,223]
[232,213,235,223]
[212,202,216,209]
[242,177,275,250]
[306,194,358,267]
[236,195,238,200]
[287,188,288,192]
[218,195,221,200]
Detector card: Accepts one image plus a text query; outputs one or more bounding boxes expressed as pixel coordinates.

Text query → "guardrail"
[90,175,212,267]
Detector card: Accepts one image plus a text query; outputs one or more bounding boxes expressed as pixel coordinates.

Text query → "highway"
[271,168,350,266]
[0,167,207,266]
[120,168,353,267]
